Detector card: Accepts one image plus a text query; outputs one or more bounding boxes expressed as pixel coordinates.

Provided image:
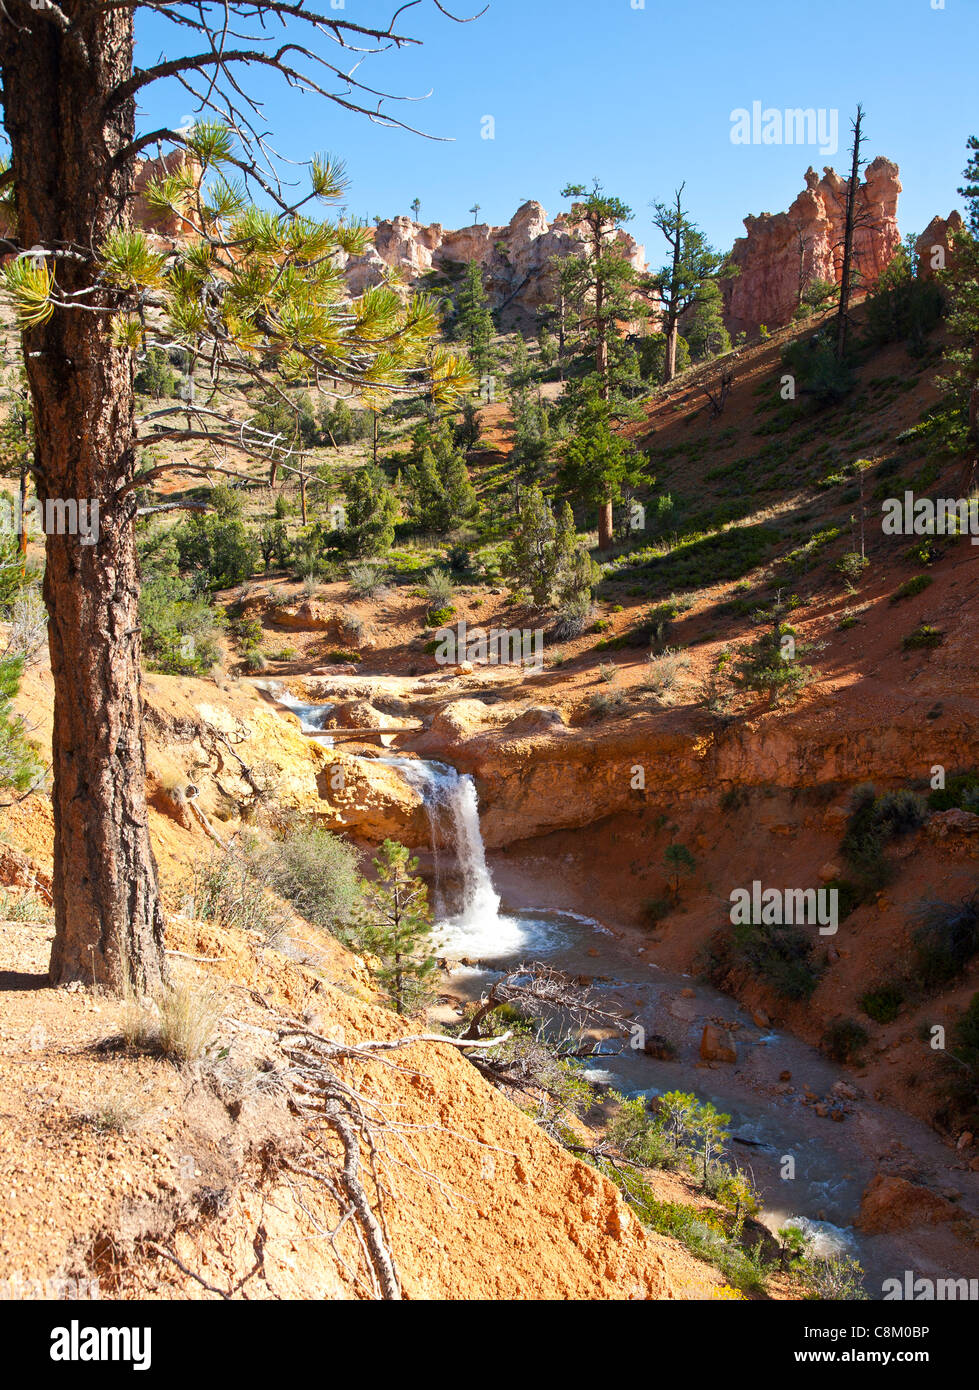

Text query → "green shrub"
[945,993,979,1128]
[840,785,927,896]
[928,770,979,813]
[859,983,905,1024]
[174,487,259,590]
[551,597,592,639]
[911,895,979,990]
[891,574,933,603]
[781,337,855,406]
[134,347,178,399]
[822,1019,869,1064]
[587,690,626,719]
[189,844,290,946]
[903,623,943,650]
[258,820,360,935]
[139,570,223,676]
[423,567,455,610]
[731,920,823,1000]
[837,551,869,586]
[863,247,944,354]
[644,897,672,926]
[0,654,43,792]
[324,648,362,664]
[731,597,814,705]
[644,647,690,697]
[228,615,264,652]
[348,561,387,598]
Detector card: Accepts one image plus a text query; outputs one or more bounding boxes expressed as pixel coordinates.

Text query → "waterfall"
[384,759,501,928]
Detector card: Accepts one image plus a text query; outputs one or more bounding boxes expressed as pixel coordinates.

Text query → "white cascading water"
[256,680,335,747]
[382,757,530,955]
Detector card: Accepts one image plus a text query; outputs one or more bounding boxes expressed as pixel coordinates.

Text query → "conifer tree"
[502,486,598,608]
[342,465,399,558]
[557,182,646,402]
[940,136,979,488]
[558,391,644,549]
[455,260,496,375]
[405,421,477,533]
[651,185,727,383]
[357,840,436,1016]
[0,0,474,990]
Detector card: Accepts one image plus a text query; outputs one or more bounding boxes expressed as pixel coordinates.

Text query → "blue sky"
[135,0,977,266]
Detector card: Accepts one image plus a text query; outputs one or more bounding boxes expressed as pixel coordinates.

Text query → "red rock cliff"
[723,156,902,335]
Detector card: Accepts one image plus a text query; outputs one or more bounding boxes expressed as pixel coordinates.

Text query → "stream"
[261,686,979,1295]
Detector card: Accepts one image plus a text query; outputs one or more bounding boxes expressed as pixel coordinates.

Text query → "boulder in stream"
[699,1023,737,1064]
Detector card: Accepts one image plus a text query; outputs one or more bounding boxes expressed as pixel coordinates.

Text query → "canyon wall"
[723,156,903,335]
[339,201,649,323]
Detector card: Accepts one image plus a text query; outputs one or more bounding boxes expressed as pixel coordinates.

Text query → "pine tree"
[553,501,601,605]
[537,327,557,372]
[651,184,728,384]
[939,136,979,488]
[683,280,731,362]
[343,465,398,557]
[510,392,554,483]
[455,259,495,375]
[0,650,42,794]
[134,346,177,399]
[405,421,477,533]
[357,840,436,1016]
[507,333,535,393]
[558,390,644,549]
[0,1,473,991]
[502,487,598,609]
[557,181,646,402]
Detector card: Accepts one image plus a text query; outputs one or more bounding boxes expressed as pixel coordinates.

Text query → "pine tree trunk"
[662,204,684,385]
[598,500,614,551]
[1,7,168,991]
[663,313,679,384]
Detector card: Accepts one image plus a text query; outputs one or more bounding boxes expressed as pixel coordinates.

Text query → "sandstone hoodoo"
[723,157,903,335]
[338,201,649,324]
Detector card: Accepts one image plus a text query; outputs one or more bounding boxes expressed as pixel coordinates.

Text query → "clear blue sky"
[135,0,977,265]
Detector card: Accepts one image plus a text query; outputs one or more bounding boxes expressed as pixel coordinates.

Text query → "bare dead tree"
[461,961,630,1041]
[272,1014,511,1299]
[704,368,734,419]
[835,104,866,361]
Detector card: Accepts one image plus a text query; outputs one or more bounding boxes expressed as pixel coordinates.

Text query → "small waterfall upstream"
[256,680,335,747]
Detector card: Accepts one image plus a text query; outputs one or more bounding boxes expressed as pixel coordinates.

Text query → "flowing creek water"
[257,680,335,747]
[260,686,979,1291]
